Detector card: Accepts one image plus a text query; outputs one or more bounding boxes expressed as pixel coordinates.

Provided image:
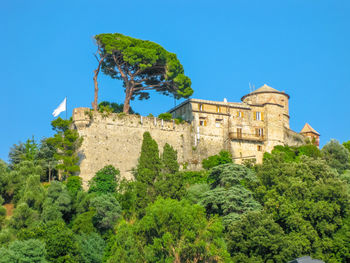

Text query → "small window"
[237,111,244,118]
[216,106,221,113]
[199,104,203,111]
[257,145,262,151]
[199,118,207,126]
[255,128,264,137]
[215,119,222,127]
[254,111,262,121]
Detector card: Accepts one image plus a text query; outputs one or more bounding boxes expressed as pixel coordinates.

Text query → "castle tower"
[241,84,291,153]
[300,123,320,147]
[241,84,290,128]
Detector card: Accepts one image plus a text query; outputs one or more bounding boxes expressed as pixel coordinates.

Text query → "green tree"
[185,183,210,204]
[331,215,350,262]
[322,139,349,174]
[161,143,179,174]
[71,210,96,234]
[18,220,79,262]
[98,101,137,114]
[19,175,46,211]
[8,142,26,167]
[0,159,9,201]
[9,203,39,230]
[200,164,261,226]
[108,198,230,263]
[41,221,79,262]
[94,33,193,113]
[158,112,172,121]
[255,155,350,261]
[139,198,230,262]
[5,160,43,203]
[66,175,83,197]
[0,239,48,263]
[107,220,142,263]
[0,196,6,230]
[90,194,121,232]
[226,211,296,263]
[36,138,58,181]
[297,144,322,159]
[88,165,120,195]
[136,132,161,176]
[154,173,187,200]
[76,232,106,263]
[46,117,82,179]
[343,140,350,152]
[42,181,72,222]
[202,150,233,170]
[133,132,162,214]
[8,137,38,167]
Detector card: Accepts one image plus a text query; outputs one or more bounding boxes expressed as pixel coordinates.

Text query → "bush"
[202,150,232,170]
[88,165,120,195]
[157,112,172,121]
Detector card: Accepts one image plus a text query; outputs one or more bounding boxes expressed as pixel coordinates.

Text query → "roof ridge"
[300,123,320,135]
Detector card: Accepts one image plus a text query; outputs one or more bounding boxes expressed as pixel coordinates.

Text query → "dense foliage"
[94,33,193,113]
[1,128,350,262]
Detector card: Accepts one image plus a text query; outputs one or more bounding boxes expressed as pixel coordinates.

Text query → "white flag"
[52,97,67,117]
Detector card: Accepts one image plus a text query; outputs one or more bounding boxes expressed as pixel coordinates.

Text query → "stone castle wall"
[73,108,224,187]
[73,102,306,187]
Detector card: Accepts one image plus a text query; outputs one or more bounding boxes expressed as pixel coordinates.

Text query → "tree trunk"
[92,57,104,111]
[123,83,133,113]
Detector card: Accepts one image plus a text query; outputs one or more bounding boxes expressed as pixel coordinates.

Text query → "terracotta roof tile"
[300,123,320,135]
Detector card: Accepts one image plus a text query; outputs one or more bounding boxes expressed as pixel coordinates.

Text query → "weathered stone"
[72,85,315,188]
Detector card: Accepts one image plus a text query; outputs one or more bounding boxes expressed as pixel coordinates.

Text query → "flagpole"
[66,96,67,120]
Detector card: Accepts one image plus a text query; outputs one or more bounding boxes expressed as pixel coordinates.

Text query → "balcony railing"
[229,132,265,142]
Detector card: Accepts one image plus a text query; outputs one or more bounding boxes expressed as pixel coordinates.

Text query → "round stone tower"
[241,84,290,129]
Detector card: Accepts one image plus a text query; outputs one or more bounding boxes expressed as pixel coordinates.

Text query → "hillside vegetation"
[0,120,350,262]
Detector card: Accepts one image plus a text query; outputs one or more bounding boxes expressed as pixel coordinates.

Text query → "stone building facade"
[72,84,319,187]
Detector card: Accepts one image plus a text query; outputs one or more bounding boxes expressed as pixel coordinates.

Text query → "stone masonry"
[72,84,319,187]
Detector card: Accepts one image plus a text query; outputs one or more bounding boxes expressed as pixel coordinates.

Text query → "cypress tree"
[136,132,161,182]
[161,143,179,174]
[134,132,161,216]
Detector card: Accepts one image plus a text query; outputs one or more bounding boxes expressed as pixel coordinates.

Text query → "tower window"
[255,128,264,137]
[199,104,203,111]
[215,119,223,127]
[199,117,207,126]
[254,111,263,121]
[257,145,262,151]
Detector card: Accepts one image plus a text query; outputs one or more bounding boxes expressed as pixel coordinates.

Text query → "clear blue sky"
[1,0,349,162]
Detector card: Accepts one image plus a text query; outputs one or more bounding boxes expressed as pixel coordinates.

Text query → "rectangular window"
[254,111,264,121]
[257,145,262,151]
[255,128,264,137]
[199,118,207,126]
[254,111,260,120]
[198,104,203,111]
[237,111,244,118]
[215,119,222,127]
[237,128,242,139]
[216,106,221,113]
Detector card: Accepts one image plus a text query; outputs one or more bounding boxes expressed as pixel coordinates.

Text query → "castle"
[73,84,319,187]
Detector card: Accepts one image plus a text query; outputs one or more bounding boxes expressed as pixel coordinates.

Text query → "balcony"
[229,132,265,142]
